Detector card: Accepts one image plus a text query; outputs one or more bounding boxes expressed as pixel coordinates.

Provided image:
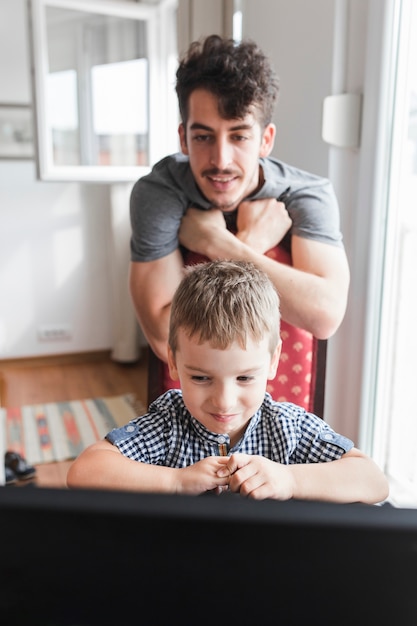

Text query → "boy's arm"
[219,448,389,504]
[66,439,230,494]
[287,448,389,504]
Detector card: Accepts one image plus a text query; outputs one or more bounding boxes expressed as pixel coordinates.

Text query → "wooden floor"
[0,349,148,489]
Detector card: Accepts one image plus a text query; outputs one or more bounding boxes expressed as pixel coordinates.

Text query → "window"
[29,0,178,182]
[366,0,417,507]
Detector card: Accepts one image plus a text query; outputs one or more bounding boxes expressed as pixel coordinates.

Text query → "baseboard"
[0,350,113,369]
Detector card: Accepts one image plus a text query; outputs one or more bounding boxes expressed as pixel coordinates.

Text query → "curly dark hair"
[175,35,279,128]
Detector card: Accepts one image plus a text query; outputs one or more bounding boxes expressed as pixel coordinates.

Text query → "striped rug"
[0,394,145,467]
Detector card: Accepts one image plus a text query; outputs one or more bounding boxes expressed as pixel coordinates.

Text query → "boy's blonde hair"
[168,260,280,354]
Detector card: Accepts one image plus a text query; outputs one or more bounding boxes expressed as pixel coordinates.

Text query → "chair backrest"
[149,247,328,414]
[147,337,327,418]
[146,347,166,409]
[310,337,327,418]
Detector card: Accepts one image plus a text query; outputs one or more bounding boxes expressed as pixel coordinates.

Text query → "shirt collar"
[188,409,262,449]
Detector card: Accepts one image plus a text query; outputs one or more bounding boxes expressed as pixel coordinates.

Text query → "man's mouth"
[204,171,239,191]
[209,175,235,183]
[203,168,239,181]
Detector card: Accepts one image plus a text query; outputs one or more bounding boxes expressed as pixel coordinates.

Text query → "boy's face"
[168,329,280,447]
[178,88,275,212]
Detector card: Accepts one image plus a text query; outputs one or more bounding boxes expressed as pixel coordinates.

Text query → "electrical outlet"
[37,325,73,342]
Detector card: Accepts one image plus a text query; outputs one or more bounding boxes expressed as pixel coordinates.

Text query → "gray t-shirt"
[130,153,343,262]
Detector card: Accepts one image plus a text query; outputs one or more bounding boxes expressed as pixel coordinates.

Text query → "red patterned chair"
[147,337,326,417]
[146,244,327,417]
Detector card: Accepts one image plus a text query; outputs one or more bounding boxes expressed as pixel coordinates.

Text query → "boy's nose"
[211,383,236,413]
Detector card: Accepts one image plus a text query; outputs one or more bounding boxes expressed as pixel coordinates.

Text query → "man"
[129,35,350,408]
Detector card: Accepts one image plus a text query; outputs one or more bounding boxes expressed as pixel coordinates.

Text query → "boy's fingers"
[217,459,237,478]
[216,454,249,478]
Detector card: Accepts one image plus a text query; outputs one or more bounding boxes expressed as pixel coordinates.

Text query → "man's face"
[179,88,275,212]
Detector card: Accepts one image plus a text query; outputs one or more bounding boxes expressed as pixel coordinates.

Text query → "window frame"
[356,0,417,506]
[28,0,178,182]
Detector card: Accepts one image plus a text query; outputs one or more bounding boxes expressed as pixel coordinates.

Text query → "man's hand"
[178,207,231,257]
[236,198,292,254]
[178,198,292,259]
[217,453,295,500]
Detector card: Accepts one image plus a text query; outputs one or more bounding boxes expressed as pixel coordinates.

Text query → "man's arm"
[129,249,184,361]
[218,448,389,504]
[66,439,230,494]
[179,204,350,339]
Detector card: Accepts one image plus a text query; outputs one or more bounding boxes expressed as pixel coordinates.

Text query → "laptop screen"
[1,487,416,625]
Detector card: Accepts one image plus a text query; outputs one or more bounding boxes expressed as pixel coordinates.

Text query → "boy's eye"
[191,375,210,382]
[237,376,254,383]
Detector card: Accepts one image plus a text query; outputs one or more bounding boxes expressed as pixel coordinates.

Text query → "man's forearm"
[129,254,185,363]
[203,233,349,339]
[133,301,171,363]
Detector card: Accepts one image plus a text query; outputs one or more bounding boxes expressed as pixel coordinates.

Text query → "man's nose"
[209,137,233,170]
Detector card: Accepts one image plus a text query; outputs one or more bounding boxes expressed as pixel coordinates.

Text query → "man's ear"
[259,123,276,158]
[167,345,180,381]
[268,340,281,380]
[178,123,188,155]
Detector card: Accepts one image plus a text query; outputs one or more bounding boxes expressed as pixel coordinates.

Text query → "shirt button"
[323,433,333,441]
[125,425,135,433]
[217,435,227,444]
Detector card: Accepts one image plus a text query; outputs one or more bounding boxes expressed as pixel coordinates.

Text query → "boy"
[67,260,387,504]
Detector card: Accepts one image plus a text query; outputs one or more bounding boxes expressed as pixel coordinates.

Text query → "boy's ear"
[167,345,180,381]
[259,123,276,158]
[178,123,188,155]
[268,341,281,380]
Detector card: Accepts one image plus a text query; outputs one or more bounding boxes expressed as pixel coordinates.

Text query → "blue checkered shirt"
[106,390,353,465]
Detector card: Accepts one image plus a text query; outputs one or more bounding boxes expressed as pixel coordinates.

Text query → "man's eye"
[232,134,248,142]
[193,134,212,142]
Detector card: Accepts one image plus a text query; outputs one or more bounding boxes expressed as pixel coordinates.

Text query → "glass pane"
[91,58,148,166]
[375,0,417,506]
[45,6,149,168]
[47,69,79,165]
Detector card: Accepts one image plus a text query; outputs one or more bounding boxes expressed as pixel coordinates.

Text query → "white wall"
[0,161,114,358]
[0,0,120,359]
[1,0,378,447]
[239,0,372,443]
[241,0,335,177]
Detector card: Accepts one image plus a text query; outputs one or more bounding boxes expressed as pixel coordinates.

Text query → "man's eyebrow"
[189,122,254,132]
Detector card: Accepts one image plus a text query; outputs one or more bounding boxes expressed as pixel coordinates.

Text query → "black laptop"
[0,487,415,626]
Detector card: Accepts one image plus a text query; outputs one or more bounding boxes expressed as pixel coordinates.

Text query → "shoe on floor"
[5,451,36,481]
[5,465,18,486]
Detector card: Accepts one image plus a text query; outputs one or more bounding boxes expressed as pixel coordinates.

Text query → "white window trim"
[29,0,178,182]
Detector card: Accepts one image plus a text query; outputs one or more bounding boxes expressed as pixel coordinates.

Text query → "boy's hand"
[177,456,230,495]
[217,453,295,500]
